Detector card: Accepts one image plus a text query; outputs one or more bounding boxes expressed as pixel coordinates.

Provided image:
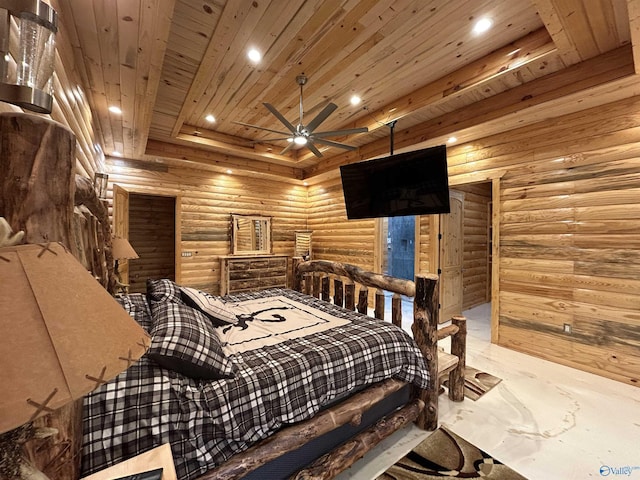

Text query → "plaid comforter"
[81,288,430,479]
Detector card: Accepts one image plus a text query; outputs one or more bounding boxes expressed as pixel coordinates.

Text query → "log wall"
[105,161,308,294]
[305,95,640,386]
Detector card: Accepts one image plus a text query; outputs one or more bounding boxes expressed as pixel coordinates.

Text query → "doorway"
[382,215,416,280]
[128,193,176,293]
[436,182,493,327]
[113,184,178,294]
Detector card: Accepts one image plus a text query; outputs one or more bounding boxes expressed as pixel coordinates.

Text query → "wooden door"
[439,190,464,322]
[112,184,131,285]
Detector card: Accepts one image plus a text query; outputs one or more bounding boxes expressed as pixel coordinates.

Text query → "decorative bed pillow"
[146,278,185,304]
[148,301,236,380]
[180,287,238,326]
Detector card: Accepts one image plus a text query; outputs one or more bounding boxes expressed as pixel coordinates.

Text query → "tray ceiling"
[56,0,637,179]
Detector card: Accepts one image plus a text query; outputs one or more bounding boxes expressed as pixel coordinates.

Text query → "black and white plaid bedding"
[82,288,430,479]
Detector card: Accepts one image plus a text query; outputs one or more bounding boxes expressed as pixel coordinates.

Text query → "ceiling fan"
[235,75,368,157]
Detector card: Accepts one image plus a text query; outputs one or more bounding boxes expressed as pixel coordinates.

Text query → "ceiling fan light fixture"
[294,135,307,145]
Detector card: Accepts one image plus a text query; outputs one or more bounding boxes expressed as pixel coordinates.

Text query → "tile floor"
[336,303,640,480]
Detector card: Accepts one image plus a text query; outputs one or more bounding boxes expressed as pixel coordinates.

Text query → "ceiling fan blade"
[279,142,295,155]
[305,103,338,133]
[307,142,324,158]
[312,127,369,138]
[263,103,297,133]
[246,137,293,145]
[312,137,357,151]
[233,121,291,136]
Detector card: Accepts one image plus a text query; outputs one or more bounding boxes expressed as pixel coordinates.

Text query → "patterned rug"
[377,427,527,479]
[443,366,502,401]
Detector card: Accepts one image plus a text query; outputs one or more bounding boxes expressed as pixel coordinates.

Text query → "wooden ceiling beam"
[145,139,304,180]
[628,0,640,74]
[176,126,301,166]
[303,45,635,178]
[296,27,557,163]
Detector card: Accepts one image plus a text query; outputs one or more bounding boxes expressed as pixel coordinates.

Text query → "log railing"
[293,258,467,430]
[197,259,466,480]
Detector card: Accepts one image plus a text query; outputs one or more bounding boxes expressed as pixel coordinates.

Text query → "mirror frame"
[230,213,272,255]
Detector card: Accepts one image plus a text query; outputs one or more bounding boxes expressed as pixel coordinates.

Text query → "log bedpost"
[0,113,82,479]
[411,274,440,430]
[448,315,467,401]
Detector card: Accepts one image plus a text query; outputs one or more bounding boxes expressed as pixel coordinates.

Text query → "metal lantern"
[0,0,57,113]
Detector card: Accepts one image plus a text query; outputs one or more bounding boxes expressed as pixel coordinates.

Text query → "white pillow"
[180,287,238,325]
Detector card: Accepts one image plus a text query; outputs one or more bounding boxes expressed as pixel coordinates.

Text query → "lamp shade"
[112,236,139,260]
[0,242,150,434]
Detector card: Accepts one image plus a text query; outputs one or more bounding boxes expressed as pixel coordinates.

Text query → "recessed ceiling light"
[473,17,493,35]
[303,181,308,186]
[226,169,233,174]
[350,95,361,106]
[112,151,122,157]
[247,48,261,63]
[205,114,215,123]
[447,136,457,144]
[109,106,122,115]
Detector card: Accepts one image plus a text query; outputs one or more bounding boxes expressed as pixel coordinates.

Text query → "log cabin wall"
[105,161,308,294]
[305,95,640,386]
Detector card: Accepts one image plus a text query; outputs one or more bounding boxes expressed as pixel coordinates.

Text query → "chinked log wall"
[307,94,640,387]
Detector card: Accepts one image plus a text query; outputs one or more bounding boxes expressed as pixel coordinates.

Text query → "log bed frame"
[1,113,466,480]
[196,259,467,480]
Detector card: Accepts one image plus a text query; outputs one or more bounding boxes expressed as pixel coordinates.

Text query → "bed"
[81,260,467,480]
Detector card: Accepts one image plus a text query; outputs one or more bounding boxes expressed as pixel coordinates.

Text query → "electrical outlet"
[563,323,572,334]
[181,251,193,257]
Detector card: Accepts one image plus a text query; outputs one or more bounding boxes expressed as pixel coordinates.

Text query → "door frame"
[112,185,183,284]
[427,177,501,343]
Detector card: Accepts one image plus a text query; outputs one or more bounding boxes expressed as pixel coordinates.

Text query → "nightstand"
[80,443,177,480]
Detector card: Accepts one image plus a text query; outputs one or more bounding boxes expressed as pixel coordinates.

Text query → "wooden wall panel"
[106,162,308,294]
[306,94,639,386]
[450,95,640,387]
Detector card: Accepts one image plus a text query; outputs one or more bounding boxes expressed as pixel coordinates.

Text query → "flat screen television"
[340,144,450,219]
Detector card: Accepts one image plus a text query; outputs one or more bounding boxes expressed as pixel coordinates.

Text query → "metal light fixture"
[94,172,109,199]
[0,0,58,113]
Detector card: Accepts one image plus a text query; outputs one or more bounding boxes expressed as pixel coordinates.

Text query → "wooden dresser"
[220,255,288,295]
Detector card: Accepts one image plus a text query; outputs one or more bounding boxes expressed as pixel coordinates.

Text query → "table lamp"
[0,242,150,478]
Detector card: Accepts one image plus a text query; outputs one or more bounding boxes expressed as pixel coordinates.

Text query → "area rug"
[376,427,527,479]
[443,366,502,401]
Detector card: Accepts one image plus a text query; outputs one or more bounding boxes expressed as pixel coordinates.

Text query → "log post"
[292,257,303,291]
[411,274,440,430]
[344,282,355,311]
[321,276,330,302]
[333,278,343,307]
[0,113,75,249]
[0,113,82,479]
[357,286,368,314]
[374,289,385,320]
[448,315,467,402]
[312,273,321,298]
[391,293,402,328]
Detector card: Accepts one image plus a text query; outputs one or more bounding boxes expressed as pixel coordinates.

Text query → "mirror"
[231,214,272,255]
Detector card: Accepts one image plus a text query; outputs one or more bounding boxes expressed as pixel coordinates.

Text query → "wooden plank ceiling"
[58,0,634,180]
